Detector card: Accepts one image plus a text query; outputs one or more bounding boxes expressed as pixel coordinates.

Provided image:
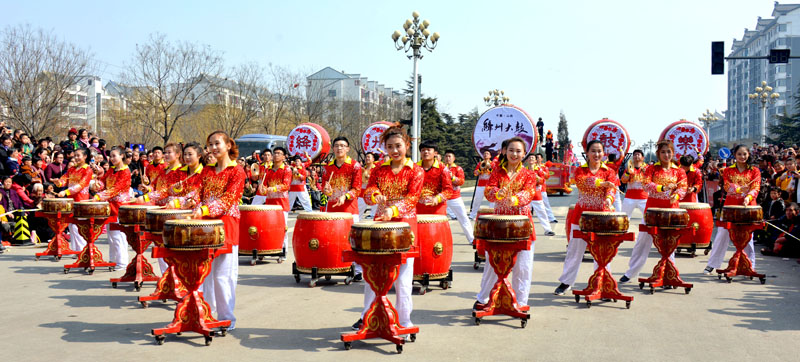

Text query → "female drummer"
[619,140,687,283]
[704,144,761,275]
[54,148,93,252]
[191,131,246,329]
[554,140,619,295]
[92,146,132,270]
[165,142,205,209]
[135,143,185,206]
[355,125,423,330]
[474,137,539,310]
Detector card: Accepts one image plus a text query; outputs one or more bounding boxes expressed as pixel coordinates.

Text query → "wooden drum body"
[42,198,73,214]
[349,221,413,254]
[73,201,111,219]
[119,205,163,226]
[145,209,193,247]
[475,215,533,242]
[579,211,629,234]
[679,202,713,247]
[292,212,353,273]
[644,208,690,229]
[414,214,453,280]
[473,206,495,256]
[239,205,285,255]
[722,205,763,224]
[162,219,225,250]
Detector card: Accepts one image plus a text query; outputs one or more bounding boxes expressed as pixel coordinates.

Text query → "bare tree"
[119,33,223,146]
[0,25,92,138]
[205,62,263,139]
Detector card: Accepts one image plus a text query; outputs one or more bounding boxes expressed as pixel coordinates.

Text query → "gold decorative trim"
[417,214,449,223]
[165,243,223,251]
[477,215,529,221]
[413,272,449,280]
[679,202,710,210]
[297,211,354,221]
[351,221,411,230]
[120,205,163,211]
[352,247,411,254]
[164,219,224,227]
[647,208,687,213]
[309,238,320,250]
[581,211,628,217]
[238,249,282,255]
[296,266,351,274]
[239,204,284,211]
[146,209,193,215]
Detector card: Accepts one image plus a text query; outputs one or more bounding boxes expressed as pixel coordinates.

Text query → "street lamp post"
[393,11,440,162]
[484,89,509,107]
[748,81,780,147]
[698,109,719,137]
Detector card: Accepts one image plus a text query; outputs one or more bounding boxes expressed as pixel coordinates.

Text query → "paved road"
[1,190,798,361]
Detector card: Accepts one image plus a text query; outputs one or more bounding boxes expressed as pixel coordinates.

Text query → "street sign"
[718,147,731,159]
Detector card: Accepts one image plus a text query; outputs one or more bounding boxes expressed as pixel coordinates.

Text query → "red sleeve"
[451,166,465,187]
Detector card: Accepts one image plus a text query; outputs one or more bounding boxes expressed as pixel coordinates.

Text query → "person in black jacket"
[761,203,800,257]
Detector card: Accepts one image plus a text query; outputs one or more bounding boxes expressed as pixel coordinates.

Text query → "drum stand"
[138,231,187,308]
[472,240,485,270]
[109,224,159,291]
[472,239,532,328]
[35,211,79,261]
[340,250,420,354]
[571,231,634,309]
[413,269,453,295]
[715,221,766,284]
[63,217,115,274]
[637,225,694,294]
[240,247,286,266]
[292,263,354,288]
[151,245,232,346]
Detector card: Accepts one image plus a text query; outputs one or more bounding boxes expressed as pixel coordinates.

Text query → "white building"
[726,2,800,144]
[306,67,405,121]
[707,110,729,144]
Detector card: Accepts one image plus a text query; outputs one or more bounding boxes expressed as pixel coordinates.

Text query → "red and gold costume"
[605,158,624,187]
[723,164,761,206]
[528,164,549,201]
[474,161,492,187]
[144,160,166,187]
[143,163,187,206]
[323,156,362,214]
[364,158,424,224]
[261,163,292,212]
[360,164,374,199]
[193,160,246,246]
[567,163,619,225]
[289,159,312,192]
[415,159,454,215]
[93,164,132,221]
[622,165,649,199]
[54,164,92,201]
[446,162,465,200]
[166,165,206,209]
[681,165,704,203]
[484,163,538,241]
[642,161,688,209]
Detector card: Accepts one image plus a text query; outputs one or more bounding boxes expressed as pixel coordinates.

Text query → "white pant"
[352,214,362,275]
[476,246,535,305]
[362,258,414,327]
[623,231,675,279]
[531,200,553,233]
[357,198,378,218]
[446,198,474,243]
[621,197,647,224]
[107,229,128,269]
[541,192,556,221]
[282,211,289,251]
[68,224,87,252]
[157,258,168,275]
[557,224,601,286]
[201,245,239,329]
[613,190,622,212]
[251,195,266,205]
[469,186,494,219]
[706,227,756,269]
[289,191,312,212]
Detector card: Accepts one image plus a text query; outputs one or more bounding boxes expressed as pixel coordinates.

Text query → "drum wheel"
[325,275,332,281]
[134,282,141,292]
[344,342,352,350]
[473,262,480,270]
[35,255,40,261]
[520,319,528,328]
[474,317,481,325]
[439,281,450,290]
[204,335,212,346]
[684,287,691,294]
[63,268,69,274]
[294,274,301,283]
[140,301,148,308]
[408,333,416,342]
[625,301,631,309]
[586,300,591,308]
[344,277,353,285]
[396,344,403,354]
[760,277,766,284]
[112,282,117,289]
[574,295,580,303]
[725,276,732,283]
[154,335,165,345]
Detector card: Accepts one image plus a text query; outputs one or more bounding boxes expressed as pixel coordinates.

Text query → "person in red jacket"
[704,144,761,274]
[679,154,704,202]
[141,146,165,192]
[528,155,556,236]
[288,155,313,212]
[54,148,93,252]
[443,150,474,245]
[353,125,423,331]
[416,140,454,215]
[620,149,649,224]
[554,140,620,295]
[260,147,292,260]
[474,137,539,310]
[323,136,362,218]
[92,147,132,270]
[191,131,245,330]
[619,140,687,283]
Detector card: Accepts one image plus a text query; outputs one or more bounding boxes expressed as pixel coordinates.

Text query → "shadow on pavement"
[50,294,137,310]
[43,278,113,292]
[707,284,800,332]
[234,326,404,354]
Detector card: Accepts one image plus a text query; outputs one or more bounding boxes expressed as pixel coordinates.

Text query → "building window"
[777,79,786,87]
[328,89,337,97]
[777,38,787,46]
[354,80,360,86]
[779,24,788,32]
[776,65,785,73]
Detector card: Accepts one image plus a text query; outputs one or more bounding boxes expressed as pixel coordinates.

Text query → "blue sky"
[1,0,781,151]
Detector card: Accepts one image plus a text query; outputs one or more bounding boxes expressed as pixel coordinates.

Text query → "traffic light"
[712,41,725,75]
[769,49,790,63]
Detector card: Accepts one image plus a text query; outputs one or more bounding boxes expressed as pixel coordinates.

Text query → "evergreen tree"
[767,83,800,145]
[557,111,571,161]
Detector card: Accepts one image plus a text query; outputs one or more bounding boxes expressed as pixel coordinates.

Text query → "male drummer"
[288,155,313,212]
[416,141,454,215]
[620,149,648,223]
[469,150,494,219]
[323,136,364,280]
[251,149,272,205]
[260,147,292,261]
[443,150,474,245]
[141,146,165,191]
[527,155,556,236]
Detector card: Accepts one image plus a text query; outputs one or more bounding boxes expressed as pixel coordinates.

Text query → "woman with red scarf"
[92,147,132,270]
[473,137,539,310]
[352,125,423,331]
[554,140,619,295]
[704,145,761,274]
[619,140,687,283]
[54,148,93,252]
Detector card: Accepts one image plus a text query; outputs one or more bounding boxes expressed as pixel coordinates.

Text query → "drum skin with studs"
[721,205,763,224]
[41,198,73,214]
[119,205,162,226]
[349,221,413,254]
[73,201,111,219]
[162,219,225,250]
[475,214,533,242]
[644,207,690,228]
[578,211,629,234]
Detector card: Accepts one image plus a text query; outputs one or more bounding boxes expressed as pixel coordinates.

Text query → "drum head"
[417,214,449,223]
[352,221,410,230]
[297,211,354,220]
[239,204,284,212]
[679,202,710,209]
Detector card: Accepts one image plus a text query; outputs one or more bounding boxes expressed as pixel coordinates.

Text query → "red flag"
[293,83,299,88]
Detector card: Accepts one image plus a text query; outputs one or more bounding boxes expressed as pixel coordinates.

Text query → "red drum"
[413,214,453,281]
[678,202,713,248]
[566,205,575,241]
[238,205,285,257]
[581,118,631,161]
[287,123,331,162]
[292,212,354,274]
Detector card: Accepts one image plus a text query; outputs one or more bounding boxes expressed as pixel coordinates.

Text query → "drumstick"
[764,220,800,243]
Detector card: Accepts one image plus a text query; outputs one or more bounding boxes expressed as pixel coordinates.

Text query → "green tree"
[556,111,571,162]
[768,83,800,145]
